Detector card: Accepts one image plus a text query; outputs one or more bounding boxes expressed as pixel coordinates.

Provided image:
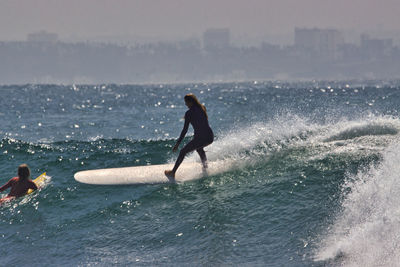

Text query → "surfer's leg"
[196,147,208,168]
[171,140,197,173]
[197,135,213,169]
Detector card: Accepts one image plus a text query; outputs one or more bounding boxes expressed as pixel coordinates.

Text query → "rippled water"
[1,81,400,266]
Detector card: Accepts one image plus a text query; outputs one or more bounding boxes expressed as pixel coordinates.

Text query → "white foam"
[183,114,400,169]
[314,142,400,266]
[186,114,314,163]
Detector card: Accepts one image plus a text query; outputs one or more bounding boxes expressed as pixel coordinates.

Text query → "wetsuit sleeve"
[0,179,14,192]
[176,111,190,144]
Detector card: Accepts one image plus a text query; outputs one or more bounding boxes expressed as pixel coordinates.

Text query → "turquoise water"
[1,81,400,266]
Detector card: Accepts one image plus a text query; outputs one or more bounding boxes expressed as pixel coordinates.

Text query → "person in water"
[0,164,37,202]
[165,94,214,179]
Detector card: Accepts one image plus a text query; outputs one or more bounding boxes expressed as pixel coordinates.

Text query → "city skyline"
[7,26,400,49]
[1,0,400,84]
[1,25,398,84]
[1,0,400,46]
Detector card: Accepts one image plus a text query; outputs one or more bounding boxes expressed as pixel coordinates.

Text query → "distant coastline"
[1,28,399,84]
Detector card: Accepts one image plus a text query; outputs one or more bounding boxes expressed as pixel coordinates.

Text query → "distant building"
[337,43,362,61]
[294,28,344,59]
[361,34,393,59]
[27,31,58,43]
[203,28,230,49]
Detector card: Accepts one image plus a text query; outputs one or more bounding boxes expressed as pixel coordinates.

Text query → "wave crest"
[314,142,400,266]
[324,121,399,142]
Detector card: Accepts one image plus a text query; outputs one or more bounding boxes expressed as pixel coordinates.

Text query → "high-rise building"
[361,34,393,59]
[295,28,344,59]
[203,28,230,49]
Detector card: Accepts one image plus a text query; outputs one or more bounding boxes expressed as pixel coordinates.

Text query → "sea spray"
[184,114,400,171]
[315,142,400,266]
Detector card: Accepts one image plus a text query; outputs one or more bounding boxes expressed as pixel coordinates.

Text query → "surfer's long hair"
[18,164,31,181]
[184,93,208,120]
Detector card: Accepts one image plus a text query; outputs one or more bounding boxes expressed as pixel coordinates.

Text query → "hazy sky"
[1,0,400,42]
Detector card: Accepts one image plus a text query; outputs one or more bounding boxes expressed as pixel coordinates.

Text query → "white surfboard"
[74,160,234,185]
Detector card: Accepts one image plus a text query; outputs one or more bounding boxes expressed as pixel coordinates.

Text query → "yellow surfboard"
[27,172,48,194]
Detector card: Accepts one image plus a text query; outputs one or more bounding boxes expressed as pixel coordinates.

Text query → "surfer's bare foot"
[164,170,175,179]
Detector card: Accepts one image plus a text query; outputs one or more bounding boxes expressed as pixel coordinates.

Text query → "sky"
[1,0,400,44]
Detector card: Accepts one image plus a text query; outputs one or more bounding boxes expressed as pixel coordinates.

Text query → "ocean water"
[1,81,400,266]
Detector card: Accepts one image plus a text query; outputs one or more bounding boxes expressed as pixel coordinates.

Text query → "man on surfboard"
[0,164,37,203]
[165,94,214,179]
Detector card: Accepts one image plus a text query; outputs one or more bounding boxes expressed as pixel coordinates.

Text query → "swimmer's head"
[18,164,31,180]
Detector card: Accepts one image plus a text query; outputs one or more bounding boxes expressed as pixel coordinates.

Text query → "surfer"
[165,93,214,179]
[0,164,37,202]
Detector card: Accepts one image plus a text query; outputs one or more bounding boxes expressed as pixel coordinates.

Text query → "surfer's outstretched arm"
[173,115,190,151]
[0,179,12,192]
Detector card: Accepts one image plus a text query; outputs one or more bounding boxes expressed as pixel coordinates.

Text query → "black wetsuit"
[172,105,214,172]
